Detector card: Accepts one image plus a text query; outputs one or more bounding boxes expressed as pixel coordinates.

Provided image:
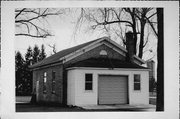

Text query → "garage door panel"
[98,75,128,104]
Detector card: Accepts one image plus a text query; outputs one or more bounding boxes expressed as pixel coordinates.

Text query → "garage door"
[98,75,128,104]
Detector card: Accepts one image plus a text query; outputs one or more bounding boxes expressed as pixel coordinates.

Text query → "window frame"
[134,74,141,91]
[52,71,56,94]
[43,72,47,93]
[85,73,93,91]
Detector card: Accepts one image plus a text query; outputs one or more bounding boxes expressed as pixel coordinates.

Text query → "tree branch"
[146,18,158,37]
[15,33,52,38]
[97,20,133,27]
[147,12,157,19]
[48,44,57,54]
[15,8,26,19]
[15,12,61,23]
[15,8,63,38]
[20,22,30,34]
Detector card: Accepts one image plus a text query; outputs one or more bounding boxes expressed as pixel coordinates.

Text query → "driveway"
[81,104,156,112]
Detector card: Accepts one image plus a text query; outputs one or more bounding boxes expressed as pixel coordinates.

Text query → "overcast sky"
[15,8,157,62]
[15,8,108,56]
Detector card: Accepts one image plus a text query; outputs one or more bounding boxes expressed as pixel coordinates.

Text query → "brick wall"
[65,44,125,66]
[33,64,63,103]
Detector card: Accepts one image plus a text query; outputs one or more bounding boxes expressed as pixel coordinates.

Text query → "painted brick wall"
[33,64,63,103]
[65,44,125,66]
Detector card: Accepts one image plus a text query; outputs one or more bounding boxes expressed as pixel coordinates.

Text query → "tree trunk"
[156,8,164,111]
[138,20,146,58]
[131,10,137,55]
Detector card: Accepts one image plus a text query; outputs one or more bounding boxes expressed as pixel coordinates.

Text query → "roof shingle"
[29,38,101,68]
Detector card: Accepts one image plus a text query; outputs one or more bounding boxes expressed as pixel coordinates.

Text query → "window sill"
[133,90,141,93]
[84,90,93,93]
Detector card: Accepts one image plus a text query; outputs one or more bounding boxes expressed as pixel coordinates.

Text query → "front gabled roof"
[29,37,144,69]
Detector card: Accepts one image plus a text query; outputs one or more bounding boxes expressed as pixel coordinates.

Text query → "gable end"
[60,38,127,64]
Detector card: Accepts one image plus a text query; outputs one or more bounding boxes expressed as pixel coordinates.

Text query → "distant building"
[147,60,155,80]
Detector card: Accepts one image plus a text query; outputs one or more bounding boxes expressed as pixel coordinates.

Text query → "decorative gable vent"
[100,50,107,56]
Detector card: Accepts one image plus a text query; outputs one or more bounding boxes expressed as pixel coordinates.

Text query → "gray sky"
[15,8,157,62]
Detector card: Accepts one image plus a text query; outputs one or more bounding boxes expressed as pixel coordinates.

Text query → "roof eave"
[29,60,63,70]
[66,67,150,71]
[133,55,145,64]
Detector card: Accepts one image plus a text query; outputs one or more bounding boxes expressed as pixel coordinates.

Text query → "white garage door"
[98,75,128,104]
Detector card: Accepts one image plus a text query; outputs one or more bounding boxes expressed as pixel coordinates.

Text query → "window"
[134,74,141,90]
[52,71,56,94]
[43,72,47,93]
[85,74,93,90]
[100,50,107,56]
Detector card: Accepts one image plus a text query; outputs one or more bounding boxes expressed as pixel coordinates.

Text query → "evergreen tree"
[32,45,40,64]
[24,46,33,95]
[39,44,47,61]
[15,51,25,95]
[25,46,33,66]
[15,45,47,95]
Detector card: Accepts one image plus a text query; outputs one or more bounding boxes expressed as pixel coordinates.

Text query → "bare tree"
[15,8,63,38]
[48,44,57,54]
[77,8,157,59]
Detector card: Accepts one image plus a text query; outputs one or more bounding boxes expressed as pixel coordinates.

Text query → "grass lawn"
[16,103,85,112]
[16,96,156,112]
[16,103,155,112]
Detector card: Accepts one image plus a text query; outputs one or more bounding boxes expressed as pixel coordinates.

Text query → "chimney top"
[126,31,134,62]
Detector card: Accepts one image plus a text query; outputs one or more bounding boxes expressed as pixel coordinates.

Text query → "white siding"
[67,68,149,106]
[67,70,76,105]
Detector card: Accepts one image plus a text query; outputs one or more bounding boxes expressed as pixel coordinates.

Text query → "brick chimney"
[126,31,135,62]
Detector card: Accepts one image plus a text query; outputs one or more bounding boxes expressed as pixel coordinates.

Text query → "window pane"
[52,71,56,94]
[85,74,92,81]
[85,83,92,90]
[44,77,47,83]
[44,72,47,77]
[52,71,55,79]
[134,74,140,82]
[43,72,47,93]
[134,83,140,90]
